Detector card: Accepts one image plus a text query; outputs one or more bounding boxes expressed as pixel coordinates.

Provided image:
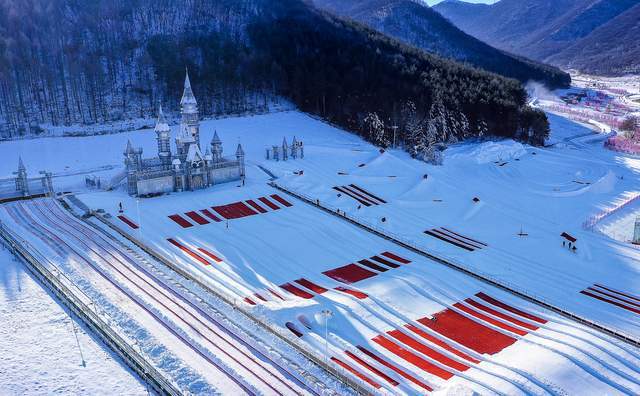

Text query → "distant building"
[124,71,245,197]
[633,217,640,245]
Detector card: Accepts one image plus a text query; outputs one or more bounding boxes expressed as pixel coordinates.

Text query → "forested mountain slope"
[0,0,549,158]
[434,0,640,75]
[311,0,569,88]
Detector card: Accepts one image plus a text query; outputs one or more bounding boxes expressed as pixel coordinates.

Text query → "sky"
[425,0,500,5]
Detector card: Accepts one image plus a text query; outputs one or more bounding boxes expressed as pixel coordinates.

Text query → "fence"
[270,182,640,349]
[583,193,640,230]
[0,220,181,396]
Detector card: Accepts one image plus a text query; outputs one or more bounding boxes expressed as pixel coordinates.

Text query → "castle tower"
[14,157,29,196]
[291,136,298,159]
[282,137,289,161]
[124,140,142,195]
[236,143,245,179]
[155,104,172,169]
[633,217,640,244]
[211,130,223,163]
[180,68,200,147]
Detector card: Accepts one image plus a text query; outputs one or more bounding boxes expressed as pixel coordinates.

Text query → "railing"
[86,205,373,396]
[270,182,640,349]
[0,221,181,396]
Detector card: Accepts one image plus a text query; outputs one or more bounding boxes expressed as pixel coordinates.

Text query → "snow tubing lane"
[294,278,328,294]
[39,200,311,395]
[369,255,400,268]
[197,247,223,263]
[593,284,640,304]
[357,346,433,391]
[380,251,411,264]
[334,287,368,299]
[580,290,640,315]
[332,186,371,206]
[245,199,268,214]
[424,230,474,251]
[280,283,314,299]
[344,350,399,386]
[475,293,547,324]
[340,185,379,206]
[441,227,488,247]
[372,335,454,380]
[323,263,377,284]
[330,357,381,389]
[358,259,388,272]
[417,306,518,355]
[167,238,210,266]
[587,287,640,309]
[168,214,193,228]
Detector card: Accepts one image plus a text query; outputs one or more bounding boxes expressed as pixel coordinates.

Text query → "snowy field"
[3,108,640,394]
[0,247,146,395]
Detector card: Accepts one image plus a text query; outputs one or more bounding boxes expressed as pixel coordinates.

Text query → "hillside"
[434,0,640,75]
[311,0,569,88]
[0,0,549,155]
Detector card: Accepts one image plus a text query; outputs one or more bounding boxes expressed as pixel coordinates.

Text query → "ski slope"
[4,109,640,394]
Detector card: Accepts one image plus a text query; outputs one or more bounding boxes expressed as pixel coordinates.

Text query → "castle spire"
[155,104,170,132]
[18,156,25,171]
[180,68,197,107]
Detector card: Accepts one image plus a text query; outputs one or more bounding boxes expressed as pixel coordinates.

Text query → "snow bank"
[463,140,526,164]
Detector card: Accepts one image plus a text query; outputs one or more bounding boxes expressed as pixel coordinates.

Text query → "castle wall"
[210,165,241,185]
[136,175,174,195]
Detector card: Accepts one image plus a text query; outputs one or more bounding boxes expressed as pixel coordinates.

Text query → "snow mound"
[468,141,527,164]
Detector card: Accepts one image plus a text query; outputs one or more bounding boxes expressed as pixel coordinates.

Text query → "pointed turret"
[236,143,245,178]
[211,130,223,162]
[180,68,197,107]
[155,104,170,132]
[282,137,289,161]
[18,156,26,172]
[291,136,298,159]
[155,105,172,168]
[125,139,135,155]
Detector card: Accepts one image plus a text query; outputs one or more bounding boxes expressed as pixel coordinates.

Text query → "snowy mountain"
[434,0,640,75]
[311,0,570,88]
[0,0,549,157]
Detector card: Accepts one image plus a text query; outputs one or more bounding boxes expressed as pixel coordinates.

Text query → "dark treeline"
[0,0,549,160]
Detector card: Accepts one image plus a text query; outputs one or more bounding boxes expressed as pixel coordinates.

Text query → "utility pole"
[321,309,333,364]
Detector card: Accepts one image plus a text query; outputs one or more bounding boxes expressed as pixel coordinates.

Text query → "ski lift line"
[269,181,640,349]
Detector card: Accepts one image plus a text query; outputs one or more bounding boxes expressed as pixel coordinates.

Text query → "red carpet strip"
[580,290,640,315]
[167,238,210,266]
[117,215,139,229]
[245,199,267,214]
[258,196,280,210]
[334,287,368,299]
[593,284,640,304]
[475,293,547,324]
[358,259,388,272]
[168,214,194,228]
[388,329,470,372]
[373,335,454,380]
[370,255,400,268]
[587,287,640,309]
[341,185,379,206]
[425,229,474,251]
[197,247,223,263]
[323,263,377,284]
[280,283,314,299]
[349,184,387,204]
[381,251,411,264]
[270,194,293,207]
[294,278,328,294]
[344,350,399,386]
[441,227,487,247]
[185,211,209,225]
[465,298,540,331]
[331,357,381,389]
[200,209,222,222]
[333,186,371,206]
[405,324,480,364]
[357,346,433,391]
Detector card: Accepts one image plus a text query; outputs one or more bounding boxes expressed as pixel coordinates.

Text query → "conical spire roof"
[18,156,25,171]
[211,130,222,145]
[282,137,288,148]
[125,139,135,154]
[180,68,197,106]
[236,143,244,156]
[292,136,298,145]
[155,104,170,132]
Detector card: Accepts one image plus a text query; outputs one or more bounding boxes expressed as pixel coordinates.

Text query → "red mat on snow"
[213,201,258,220]
[167,238,209,266]
[200,209,222,222]
[280,282,314,299]
[168,214,193,228]
[185,211,209,225]
[580,284,640,315]
[117,215,139,229]
[323,263,377,284]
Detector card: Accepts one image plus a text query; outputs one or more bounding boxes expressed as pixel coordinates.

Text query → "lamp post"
[321,309,333,364]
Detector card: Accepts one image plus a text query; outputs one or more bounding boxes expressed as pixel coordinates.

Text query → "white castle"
[124,71,245,197]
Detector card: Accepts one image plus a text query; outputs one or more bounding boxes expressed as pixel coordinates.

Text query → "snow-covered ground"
[3,107,640,394]
[0,247,146,395]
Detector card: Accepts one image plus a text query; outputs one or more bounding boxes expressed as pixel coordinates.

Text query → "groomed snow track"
[270,181,640,350]
[5,198,316,396]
